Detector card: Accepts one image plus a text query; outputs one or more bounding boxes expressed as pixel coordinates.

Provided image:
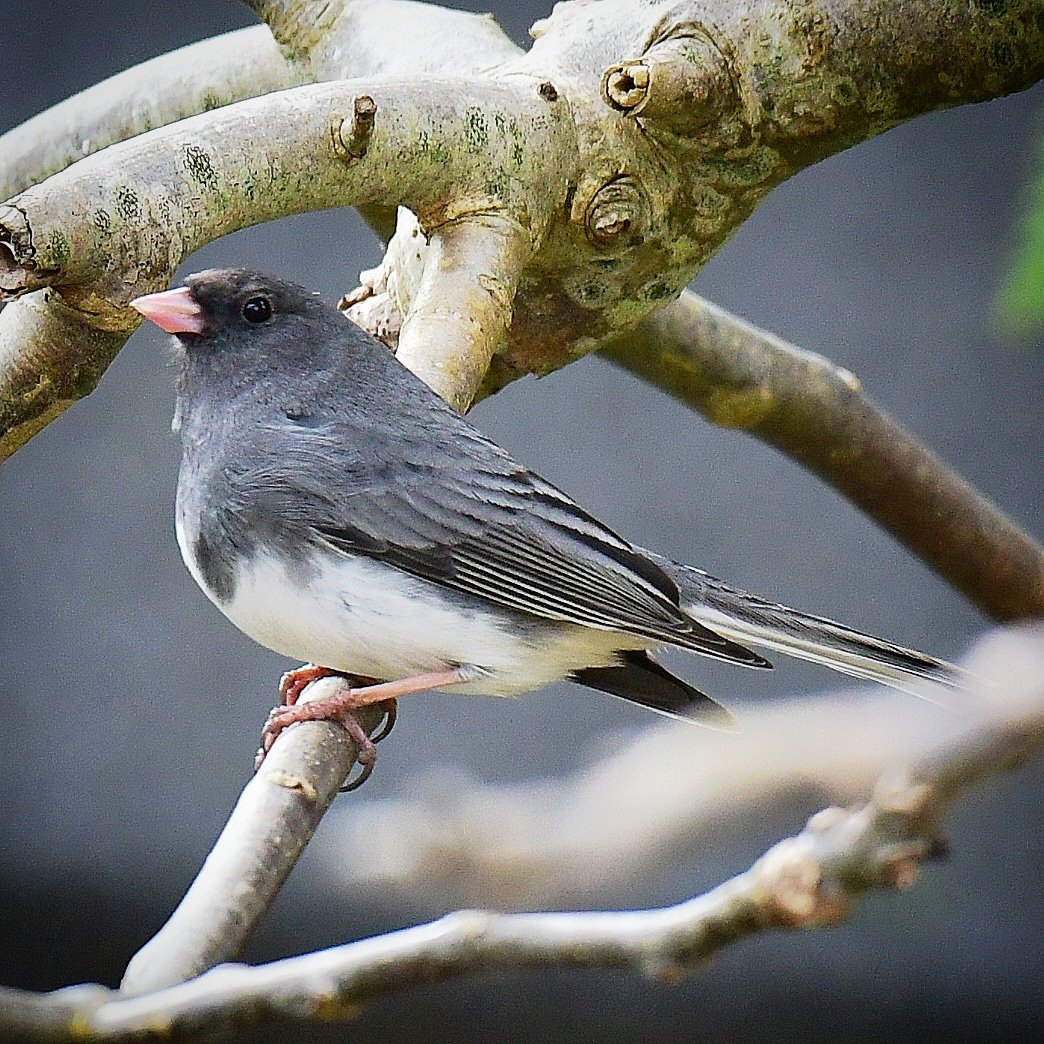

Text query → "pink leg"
[256,666,471,788]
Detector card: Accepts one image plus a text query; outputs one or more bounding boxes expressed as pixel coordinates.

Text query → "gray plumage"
[156,268,960,723]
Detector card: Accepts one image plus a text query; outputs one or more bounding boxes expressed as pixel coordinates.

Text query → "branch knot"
[331,96,378,162]
[583,176,648,249]
[602,26,739,139]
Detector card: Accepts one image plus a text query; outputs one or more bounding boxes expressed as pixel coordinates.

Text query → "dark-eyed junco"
[131,269,960,783]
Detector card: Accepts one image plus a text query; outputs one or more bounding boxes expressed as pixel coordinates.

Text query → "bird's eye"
[241,296,273,323]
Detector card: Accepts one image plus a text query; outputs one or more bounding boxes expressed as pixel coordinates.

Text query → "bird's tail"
[647,553,964,696]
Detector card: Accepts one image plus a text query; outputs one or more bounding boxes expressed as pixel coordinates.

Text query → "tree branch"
[2,0,1039,458]
[0,28,299,203]
[0,79,564,300]
[311,693,959,907]
[390,214,535,411]
[311,626,1043,907]
[576,0,1043,164]
[2,626,1040,1042]
[120,678,384,996]
[245,0,522,77]
[0,75,572,458]
[0,289,129,460]
[603,291,1044,621]
[784,0,1044,157]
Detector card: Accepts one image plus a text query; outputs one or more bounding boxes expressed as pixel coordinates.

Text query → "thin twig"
[603,291,1044,621]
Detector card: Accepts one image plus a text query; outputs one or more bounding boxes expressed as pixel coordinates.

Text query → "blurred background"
[1,2,1041,1041]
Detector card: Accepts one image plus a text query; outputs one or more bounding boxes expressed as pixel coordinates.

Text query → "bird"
[130,268,961,785]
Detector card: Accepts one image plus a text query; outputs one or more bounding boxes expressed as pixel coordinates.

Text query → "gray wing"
[239,416,767,666]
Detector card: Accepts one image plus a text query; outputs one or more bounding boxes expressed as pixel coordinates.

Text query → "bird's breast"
[174,485,238,608]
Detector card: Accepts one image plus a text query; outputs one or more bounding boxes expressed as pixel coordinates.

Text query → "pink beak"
[129,286,206,334]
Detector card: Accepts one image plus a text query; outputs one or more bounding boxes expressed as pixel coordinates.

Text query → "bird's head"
[131,268,339,360]
[130,267,362,419]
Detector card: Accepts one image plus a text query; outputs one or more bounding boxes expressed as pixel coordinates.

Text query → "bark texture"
[1,0,1040,450]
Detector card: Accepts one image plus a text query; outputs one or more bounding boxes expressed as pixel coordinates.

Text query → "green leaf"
[996,135,1044,341]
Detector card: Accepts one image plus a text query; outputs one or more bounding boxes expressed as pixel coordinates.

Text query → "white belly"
[184,539,641,696]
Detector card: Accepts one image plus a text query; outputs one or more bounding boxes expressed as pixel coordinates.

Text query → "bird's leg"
[256,666,473,787]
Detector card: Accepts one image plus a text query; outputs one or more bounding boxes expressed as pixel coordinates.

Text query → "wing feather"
[309,460,767,665]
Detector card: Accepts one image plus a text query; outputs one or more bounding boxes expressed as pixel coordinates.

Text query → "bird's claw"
[336,712,379,792]
[278,663,340,706]
[254,686,398,793]
[369,697,397,744]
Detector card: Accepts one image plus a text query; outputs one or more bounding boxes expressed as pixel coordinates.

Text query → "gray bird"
[131,269,959,782]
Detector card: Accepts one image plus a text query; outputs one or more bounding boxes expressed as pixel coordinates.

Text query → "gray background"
[1,2,1042,1041]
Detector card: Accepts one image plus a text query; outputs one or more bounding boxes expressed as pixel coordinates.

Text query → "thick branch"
[476,0,1044,387]
[789,0,1044,156]
[0,28,299,202]
[553,0,1044,166]
[2,0,1040,460]
[603,292,1044,621]
[0,290,128,460]
[0,79,562,299]
[2,625,1040,1041]
[394,214,533,411]
[0,76,572,459]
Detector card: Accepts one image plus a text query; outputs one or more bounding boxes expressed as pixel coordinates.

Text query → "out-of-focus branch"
[0,28,299,202]
[603,292,1044,621]
[2,626,1040,1042]
[121,678,384,996]
[314,693,948,907]
[314,626,1044,906]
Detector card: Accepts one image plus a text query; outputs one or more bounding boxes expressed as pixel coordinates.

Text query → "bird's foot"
[255,666,469,790]
[270,666,397,787]
[256,682,396,781]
